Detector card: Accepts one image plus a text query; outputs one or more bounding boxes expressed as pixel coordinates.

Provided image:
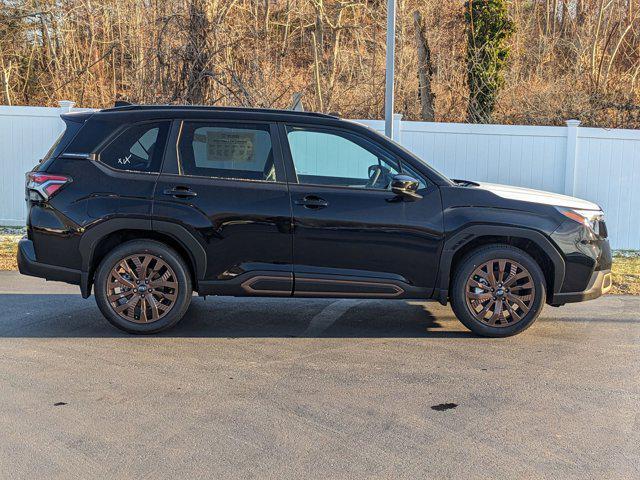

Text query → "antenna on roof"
[114,100,133,107]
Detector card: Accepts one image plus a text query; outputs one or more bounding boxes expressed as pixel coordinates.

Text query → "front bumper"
[550,269,612,305]
[17,238,87,293]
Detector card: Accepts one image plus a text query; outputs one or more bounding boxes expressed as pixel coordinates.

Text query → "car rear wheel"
[94,240,192,334]
[450,245,546,337]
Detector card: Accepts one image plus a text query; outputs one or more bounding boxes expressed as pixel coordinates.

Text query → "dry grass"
[0,231,638,295]
[0,236,19,271]
[611,253,640,295]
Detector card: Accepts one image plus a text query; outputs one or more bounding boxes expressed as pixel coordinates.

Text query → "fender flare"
[435,225,565,304]
[152,220,207,280]
[78,218,207,297]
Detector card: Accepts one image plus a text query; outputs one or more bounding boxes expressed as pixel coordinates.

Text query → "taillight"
[26,172,72,201]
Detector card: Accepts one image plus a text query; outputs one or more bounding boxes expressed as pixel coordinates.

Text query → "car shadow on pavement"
[0,294,473,338]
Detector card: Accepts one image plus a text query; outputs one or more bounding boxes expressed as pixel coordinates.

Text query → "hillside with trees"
[1,0,639,128]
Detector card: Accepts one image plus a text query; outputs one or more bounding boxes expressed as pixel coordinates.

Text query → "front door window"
[286,126,402,190]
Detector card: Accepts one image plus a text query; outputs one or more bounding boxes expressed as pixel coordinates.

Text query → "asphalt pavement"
[0,271,638,479]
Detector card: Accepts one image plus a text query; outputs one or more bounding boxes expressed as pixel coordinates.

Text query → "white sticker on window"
[209,133,253,163]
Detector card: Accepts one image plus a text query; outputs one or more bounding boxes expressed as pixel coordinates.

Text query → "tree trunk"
[311,32,324,111]
[0,63,11,106]
[184,0,210,105]
[413,11,435,121]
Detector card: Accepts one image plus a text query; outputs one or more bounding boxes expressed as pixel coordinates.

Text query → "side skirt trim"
[293,276,404,298]
[198,271,428,299]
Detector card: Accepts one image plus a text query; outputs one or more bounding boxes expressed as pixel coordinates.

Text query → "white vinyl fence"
[0,104,639,249]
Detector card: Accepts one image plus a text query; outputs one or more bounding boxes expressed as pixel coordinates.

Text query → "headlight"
[556,207,605,235]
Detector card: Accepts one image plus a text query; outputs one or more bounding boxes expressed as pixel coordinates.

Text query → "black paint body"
[18,106,612,306]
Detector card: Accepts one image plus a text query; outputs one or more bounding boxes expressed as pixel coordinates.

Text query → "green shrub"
[465,0,515,123]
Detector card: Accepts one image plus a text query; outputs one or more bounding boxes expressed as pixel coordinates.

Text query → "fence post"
[392,113,403,143]
[58,100,75,112]
[564,119,581,196]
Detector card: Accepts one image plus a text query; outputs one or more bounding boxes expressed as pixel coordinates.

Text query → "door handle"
[294,195,328,209]
[163,186,198,198]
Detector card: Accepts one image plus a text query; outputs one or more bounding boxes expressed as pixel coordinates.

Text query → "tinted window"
[178,123,276,181]
[99,122,169,172]
[286,126,401,190]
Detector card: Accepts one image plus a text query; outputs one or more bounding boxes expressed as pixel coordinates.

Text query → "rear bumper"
[17,238,89,296]
[550,269,612,305]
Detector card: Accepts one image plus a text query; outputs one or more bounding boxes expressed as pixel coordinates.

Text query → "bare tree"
[183,0,211,104]
[0,0,637,128]
[413,10,435,121]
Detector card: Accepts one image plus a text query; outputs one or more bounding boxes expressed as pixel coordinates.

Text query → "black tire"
[94,240,192,334]
[450,244,546,337]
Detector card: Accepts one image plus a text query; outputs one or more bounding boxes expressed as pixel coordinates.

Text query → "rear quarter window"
[98,121,170,173]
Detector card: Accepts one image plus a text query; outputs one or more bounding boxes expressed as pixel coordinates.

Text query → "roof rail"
[100,104,338,118]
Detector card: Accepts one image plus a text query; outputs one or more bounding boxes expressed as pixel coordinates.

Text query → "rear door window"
[98,121,170,173]
[177,122,278,181]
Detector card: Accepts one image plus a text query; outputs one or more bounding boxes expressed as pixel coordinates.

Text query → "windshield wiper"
[452,178,479,187]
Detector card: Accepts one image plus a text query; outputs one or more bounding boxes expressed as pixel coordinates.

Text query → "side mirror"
[391,174,422,200]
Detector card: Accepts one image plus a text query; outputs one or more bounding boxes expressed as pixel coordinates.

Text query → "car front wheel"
[94,240,192,334]
[450,245,546,337]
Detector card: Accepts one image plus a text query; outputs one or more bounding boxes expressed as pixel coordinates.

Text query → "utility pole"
[384,0,397,139]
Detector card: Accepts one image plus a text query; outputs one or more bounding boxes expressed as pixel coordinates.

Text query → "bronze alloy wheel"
[464,258,535,327]
[107,254,179,323]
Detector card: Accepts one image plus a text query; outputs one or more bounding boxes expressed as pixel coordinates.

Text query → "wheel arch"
[435,226,565,305]
[78,219,207,297]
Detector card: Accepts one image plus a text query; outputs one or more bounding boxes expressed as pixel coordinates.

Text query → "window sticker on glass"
[194,130,256,165]
[179,123,276,181]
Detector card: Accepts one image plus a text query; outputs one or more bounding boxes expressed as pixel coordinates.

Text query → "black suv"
[18,105,612,336]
